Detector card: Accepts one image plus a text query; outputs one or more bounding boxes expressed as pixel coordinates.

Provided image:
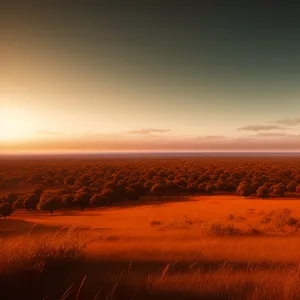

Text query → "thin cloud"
[274,118,300,126]
[128,128,171,135]
[197,135,228,140]
[237,125,284,132]
[36,130,64,136]
[256,132,290,137]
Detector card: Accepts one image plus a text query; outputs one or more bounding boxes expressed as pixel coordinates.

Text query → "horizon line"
[2,150,300,157]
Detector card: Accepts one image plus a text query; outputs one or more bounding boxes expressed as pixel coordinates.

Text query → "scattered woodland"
[1,155,300,217]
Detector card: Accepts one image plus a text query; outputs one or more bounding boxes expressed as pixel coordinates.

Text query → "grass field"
[2,195,300,299]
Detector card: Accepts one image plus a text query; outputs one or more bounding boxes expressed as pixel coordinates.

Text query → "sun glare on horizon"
[0,106,34,141]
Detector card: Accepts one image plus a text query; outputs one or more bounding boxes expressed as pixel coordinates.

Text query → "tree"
[198,183,207,193]
[287,181,297,194]
[144,181,155,194]
[187,183,198,195]
[32,184,45,197]
[13,196,25,210]
[90,194,110,207]
[165,181,179,196]
[146,170,157,180]
[125,188,139,200]
[3,193,18,204]
[116,179,126,190]
[38,193,61,215]
[74,191,90,210]
[256,186,269,200]
[215,180,226,192]
[129,183,147,198]
[271,183,285,197]
[104,181,117,190]
[23,193,40,210]
[151,183,165,199]
[175,178,187,188]
[0,202,13,219]
[205,183,214,195]
[64,175,75,185]
[62,194,74,208]
[98,188,118,203]
[236,182,252,198]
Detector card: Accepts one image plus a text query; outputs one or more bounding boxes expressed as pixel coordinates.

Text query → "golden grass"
[148,266,300,300]
[4,196,300,299]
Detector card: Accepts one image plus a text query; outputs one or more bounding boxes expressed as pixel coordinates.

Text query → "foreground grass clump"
[0,227,95,274]
[147,265,300,300]
[205,208,300,237]
[261,208,299,229]
[150,207,300,237]
[206,222,254,236]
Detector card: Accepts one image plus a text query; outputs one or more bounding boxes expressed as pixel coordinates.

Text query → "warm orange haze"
[3,1,300,299]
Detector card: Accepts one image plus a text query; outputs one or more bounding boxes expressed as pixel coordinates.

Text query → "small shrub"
[225,224,242,236]
[227,213,235,221]
[287,217,298,227]
[245,226,262,236]
[227,213,245,222]
[246,208,256,214]
[261,213,272,224]
[150,220,162,226]
[207,223,242,236]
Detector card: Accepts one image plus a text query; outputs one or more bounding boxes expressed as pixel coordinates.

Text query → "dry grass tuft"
[0,227,96,274]
[150,215,203,231]
[147,265,300,300]
[247,208,256,215]
[206,223,243,236]
[260,208,300,230]
[149,220,162,226]
[227,213,245,222]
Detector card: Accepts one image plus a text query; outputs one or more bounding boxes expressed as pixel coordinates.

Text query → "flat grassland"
[2,195,300,299]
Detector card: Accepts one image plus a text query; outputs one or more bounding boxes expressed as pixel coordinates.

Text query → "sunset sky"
[1,2,300,153]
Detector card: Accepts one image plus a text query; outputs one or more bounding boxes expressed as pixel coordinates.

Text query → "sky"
[1,1,300,153]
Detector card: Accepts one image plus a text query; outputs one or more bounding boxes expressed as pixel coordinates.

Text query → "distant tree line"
[1,157,300,217]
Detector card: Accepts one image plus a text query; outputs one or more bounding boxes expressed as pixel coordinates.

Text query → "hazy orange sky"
[1,2,300,153]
